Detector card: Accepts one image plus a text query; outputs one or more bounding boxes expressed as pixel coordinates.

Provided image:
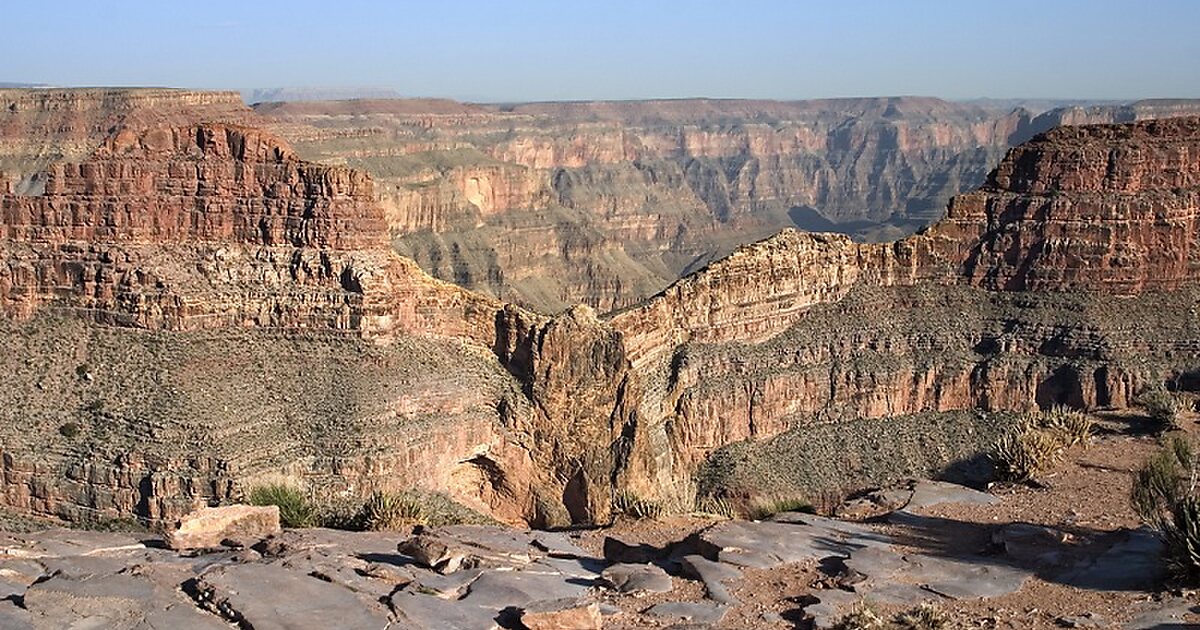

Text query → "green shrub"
[358,490,426,530]
[1137,386,1183,430]
[248,483,317,528]
[1131,434,1200,584]
[613,490,664,520]
[748,495,815,520]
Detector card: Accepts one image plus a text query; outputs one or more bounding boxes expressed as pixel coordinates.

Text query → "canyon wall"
[1,91,1199,527]
[257,96,1200,313]
[0,115,641,528]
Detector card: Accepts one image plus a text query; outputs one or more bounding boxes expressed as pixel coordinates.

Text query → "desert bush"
[58,422,81,439]
[1040,405,1094,446]
[1131,434,1200,584]
[989,422,1063,483]
[248,483,317,528]
[748,495,816,520]
[358,490,426,530]
[613,490,664,520]
[831,601,949,630]
[894,602,949,630]
[830,601,886,630]
[1137,386,1183,430]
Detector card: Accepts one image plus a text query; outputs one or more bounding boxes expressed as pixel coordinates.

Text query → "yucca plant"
[248,483,317,528]
[989,426,1062,482]
[359,490,426,530]
[1041,405,1094,446]
[613,490,664,520]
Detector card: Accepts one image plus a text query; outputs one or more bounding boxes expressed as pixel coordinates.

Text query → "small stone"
[520,598,602,630]
[165,505,280,551]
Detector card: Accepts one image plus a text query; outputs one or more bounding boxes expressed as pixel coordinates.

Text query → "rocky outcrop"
[941,117,1200,293]
[610,117,1200,479]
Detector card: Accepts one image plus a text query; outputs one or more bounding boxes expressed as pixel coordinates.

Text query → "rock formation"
[0,91,1199,531]
[256,96,1200,312]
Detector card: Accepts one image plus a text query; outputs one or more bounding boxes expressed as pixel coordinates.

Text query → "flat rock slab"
[645,601,729,624]
[459,568,593,609]
[195,562,391,629]
[390,591,502,630]
[905,480,999,510]
[0,529,146,559]
[679,555,740,605]
[1057,528,1164,591]
[601,562,673,594]
[700,513,891,569]
[23,572,228,629]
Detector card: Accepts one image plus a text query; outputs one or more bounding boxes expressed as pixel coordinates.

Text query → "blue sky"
[4,0,1198,102]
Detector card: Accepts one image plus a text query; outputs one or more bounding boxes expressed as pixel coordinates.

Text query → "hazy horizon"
[5,1,1199,102]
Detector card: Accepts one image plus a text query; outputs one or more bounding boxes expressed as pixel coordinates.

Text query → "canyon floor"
[1,411,1197,629]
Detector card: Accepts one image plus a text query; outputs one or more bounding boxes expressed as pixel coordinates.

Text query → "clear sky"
[4,0,1198,102]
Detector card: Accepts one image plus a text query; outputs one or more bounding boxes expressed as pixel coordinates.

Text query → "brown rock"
[165,505,280,550]
[519,598,602,630]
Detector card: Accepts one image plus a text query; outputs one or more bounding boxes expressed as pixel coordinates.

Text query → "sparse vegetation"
[1131,434,1200,584]
[893,602,949,630]
[613,490,664,520]
[831,601,949,630]
[692,495,736,519]
[357,490,426,530]
[989,421,1064,482]
[830,601,886,630]
[990,406,1096,483]
[58,422,81,439]
[748,495,816,520]
[1040,405,1094,446]
[248,483,317,528]
[1137,386,1184,431]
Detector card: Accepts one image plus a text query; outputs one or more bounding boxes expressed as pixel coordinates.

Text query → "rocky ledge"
[0,479,1193,629]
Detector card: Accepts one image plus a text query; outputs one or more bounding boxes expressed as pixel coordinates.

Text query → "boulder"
[165,505,280,550]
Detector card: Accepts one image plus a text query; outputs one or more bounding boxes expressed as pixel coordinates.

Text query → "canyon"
[256,95,1200,312]
[0,88,1198,536]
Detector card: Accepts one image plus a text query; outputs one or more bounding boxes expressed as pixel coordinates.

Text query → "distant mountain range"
[239,87,405,104]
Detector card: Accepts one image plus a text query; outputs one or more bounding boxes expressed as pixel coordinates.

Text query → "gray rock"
[903,554,1030,599]
[1057,612,1106,627]
[23,572,228,629]
[645,601,729,624]
[0,601,33,630]
[600,562,673,594]
[459,568,592,609]
[905,480,998,510]
[195,562,391,629]
[678,555,740,605]
[700,514,890,569]
[1058,528,1164,591]
[390,590,502,630]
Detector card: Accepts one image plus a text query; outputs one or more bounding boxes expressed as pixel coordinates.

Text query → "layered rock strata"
[1,110,1200,527]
